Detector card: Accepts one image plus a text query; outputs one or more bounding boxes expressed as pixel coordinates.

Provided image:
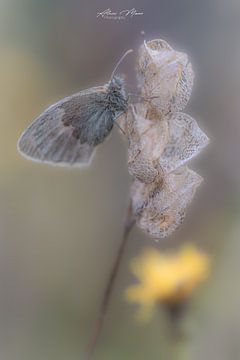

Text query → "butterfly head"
[107,75,128,112]
[108,75,125,90]
[106,49,132,111]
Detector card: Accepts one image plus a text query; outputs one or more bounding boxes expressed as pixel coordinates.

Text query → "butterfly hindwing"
[18,86,112,166]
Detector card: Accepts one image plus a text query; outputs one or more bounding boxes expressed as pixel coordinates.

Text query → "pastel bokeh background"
[1,0,240,359]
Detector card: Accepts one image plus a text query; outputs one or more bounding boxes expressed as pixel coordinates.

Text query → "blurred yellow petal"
[125,244,210,321]
[125,285,154,303]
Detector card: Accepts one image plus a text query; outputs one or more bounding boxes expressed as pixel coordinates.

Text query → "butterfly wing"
[17,86,109,166]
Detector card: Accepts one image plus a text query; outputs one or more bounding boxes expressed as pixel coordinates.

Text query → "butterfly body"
[18,75,128,166]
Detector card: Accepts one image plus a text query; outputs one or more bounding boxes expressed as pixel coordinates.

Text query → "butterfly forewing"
[18,86,111,166]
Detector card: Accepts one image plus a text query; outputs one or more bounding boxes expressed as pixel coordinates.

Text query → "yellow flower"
[125,244,210,321]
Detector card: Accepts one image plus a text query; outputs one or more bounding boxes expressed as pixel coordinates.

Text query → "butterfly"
[17,49,133,166]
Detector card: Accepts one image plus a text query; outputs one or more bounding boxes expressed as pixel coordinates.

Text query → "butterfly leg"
[113,112,128,138]
[114,121,126,137]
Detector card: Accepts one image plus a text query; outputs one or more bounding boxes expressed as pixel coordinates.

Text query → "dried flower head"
[137,39,194,119]
[131,166,203,238]
[126,104,209,182]
[125,244,210,321]
[120,39,209,239]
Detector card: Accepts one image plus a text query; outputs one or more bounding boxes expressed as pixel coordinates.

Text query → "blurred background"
[1,0,240,359]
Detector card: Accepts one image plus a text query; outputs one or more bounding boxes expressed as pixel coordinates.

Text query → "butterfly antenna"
[110,49,133,81]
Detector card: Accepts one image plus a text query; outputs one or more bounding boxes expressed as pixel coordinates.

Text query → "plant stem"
[166,304,188,360]
[86,202,135,359]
